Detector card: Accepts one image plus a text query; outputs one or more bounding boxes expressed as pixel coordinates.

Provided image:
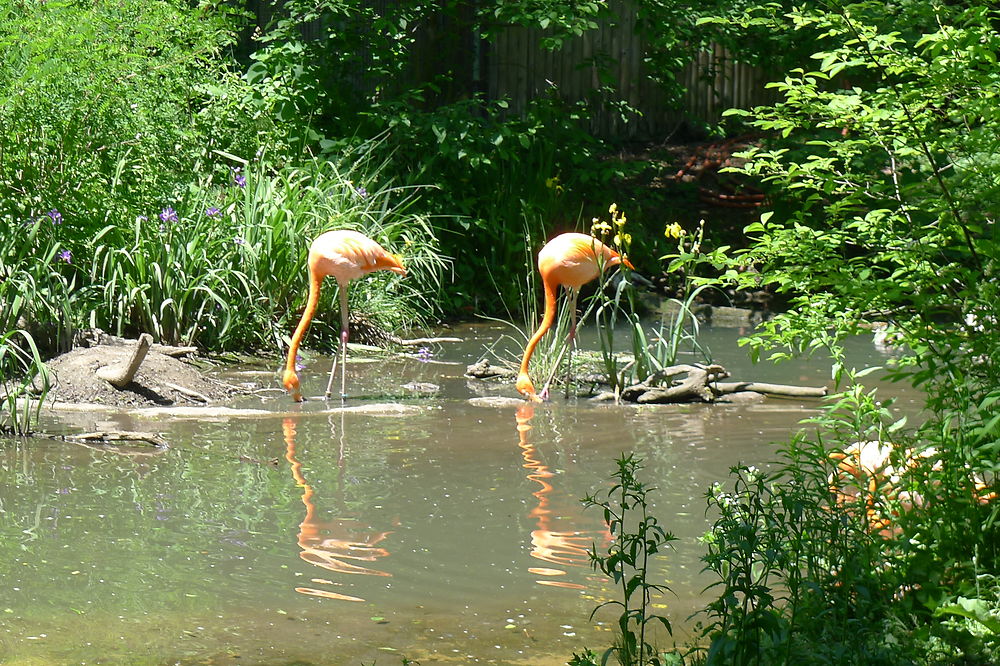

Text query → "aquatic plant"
[0,214,76,355]
[588,212,718,398]
[576,453,677,666]
[0,329,49,436]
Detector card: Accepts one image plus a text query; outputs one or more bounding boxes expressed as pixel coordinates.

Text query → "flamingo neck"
[517,277,557,399]
[283,269,324,398]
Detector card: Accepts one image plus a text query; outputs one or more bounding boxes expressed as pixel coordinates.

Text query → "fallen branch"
[607,364,826,404]
[96,333,152,388]
[57,430,169,449]
[151,343,199,358]
[164,381,210,403]
[624,364,731,404]
[76,328,196,357]
[714,381,828,398]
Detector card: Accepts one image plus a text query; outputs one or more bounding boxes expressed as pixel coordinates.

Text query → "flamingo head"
[606,251,634,272]
[516,372,544,403]
[282,369,304,402]
[380,253,407,277]
[597,241,634,274]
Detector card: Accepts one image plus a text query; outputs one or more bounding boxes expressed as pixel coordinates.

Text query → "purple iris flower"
[159,207,178,224]
[206,207,221,217]
[58,249,72,263]
[47,209,62,224]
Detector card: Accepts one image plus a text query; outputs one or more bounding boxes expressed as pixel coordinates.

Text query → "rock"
[402,382,440,393]
[467,396,525,408]
[465,359,516,379]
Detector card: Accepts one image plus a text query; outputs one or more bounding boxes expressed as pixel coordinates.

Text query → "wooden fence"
[485,2,779,138]
[243,0,780,139]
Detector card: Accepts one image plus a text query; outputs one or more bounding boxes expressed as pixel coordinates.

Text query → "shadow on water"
[0,323,924,664]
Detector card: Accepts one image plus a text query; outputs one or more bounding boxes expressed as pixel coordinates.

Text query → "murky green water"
[1,324,917,665]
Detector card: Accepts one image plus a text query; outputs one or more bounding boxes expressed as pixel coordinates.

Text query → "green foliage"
[684,1,1000,660]
[487,0,610,50]
[247,0,639,314]
[0,0,262,237]
[699,458,907,665]
[358,92,623,313]
[581,453,677,666]
[0,1,448,368]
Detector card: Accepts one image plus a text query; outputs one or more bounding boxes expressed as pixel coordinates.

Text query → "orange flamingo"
[829,440,994,536]
[516,233,633,402]
[282,230,406,402]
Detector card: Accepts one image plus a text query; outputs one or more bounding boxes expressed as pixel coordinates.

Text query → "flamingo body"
[283,230,405,401]
[516,233,632,401]
[829,440,942,535]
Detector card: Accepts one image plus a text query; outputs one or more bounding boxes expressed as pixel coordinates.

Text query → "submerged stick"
[163,381,210,403]
[396,336,463,345]
[42,430,170,449]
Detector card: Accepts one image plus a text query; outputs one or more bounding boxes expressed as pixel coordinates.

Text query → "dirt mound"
[41,345,241,408]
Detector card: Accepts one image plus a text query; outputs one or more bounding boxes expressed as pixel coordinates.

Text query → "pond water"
[1,324,920,665]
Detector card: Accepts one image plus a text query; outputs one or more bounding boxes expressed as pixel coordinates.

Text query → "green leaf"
[935,598,1000,634]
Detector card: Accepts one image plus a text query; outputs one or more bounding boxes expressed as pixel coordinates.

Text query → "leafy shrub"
[689,1,1000,661]
[0,0,264,245]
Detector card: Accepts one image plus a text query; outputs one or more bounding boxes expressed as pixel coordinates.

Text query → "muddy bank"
[39,344,244,408]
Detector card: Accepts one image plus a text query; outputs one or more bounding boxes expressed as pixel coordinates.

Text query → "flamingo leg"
[339,284,350,401]
[324,340,339,401]
[564,288,579,398]
[324,282,351,401]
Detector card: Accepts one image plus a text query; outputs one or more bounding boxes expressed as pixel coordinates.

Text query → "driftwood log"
[96,333,153,388]
[714,381,828,398]
[466,358,827,403]
[593,363,827,404]
[622,364,730,403]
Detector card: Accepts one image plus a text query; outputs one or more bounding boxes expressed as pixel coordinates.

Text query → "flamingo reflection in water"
[516,403,611,589]
[282,417,393,602]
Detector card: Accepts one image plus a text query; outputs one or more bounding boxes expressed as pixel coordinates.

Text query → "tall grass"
[0,215,76,354]
[85,152,447,353]
[0,214,71,433]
